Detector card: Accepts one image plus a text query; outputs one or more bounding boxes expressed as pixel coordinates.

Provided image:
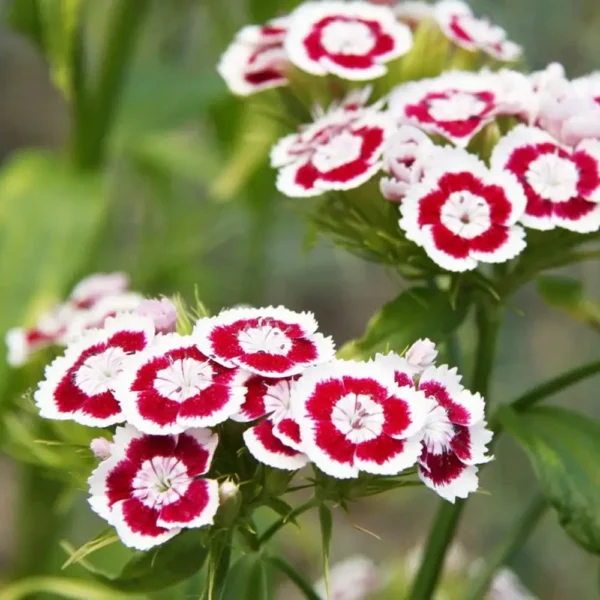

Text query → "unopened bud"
[217,479,241,525]
[134,298,178,334]
[90,438,111,460]
[405,339,438,372]
[219,479,240,503]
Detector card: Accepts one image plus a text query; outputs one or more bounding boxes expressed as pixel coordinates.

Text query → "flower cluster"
[31,299,491,549]
[4,272,170,367]
[218,1,600,273]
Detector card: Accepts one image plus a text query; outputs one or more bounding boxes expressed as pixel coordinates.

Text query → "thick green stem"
[463,493,547,600]
[409,300,501,600]
[268,556,321,600]
[257,498,319,547]
[72,0,149,169]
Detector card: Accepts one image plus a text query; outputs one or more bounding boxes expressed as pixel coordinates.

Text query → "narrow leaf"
[220,553,268,600]
[500,406,600,554]
[61,528,119,569]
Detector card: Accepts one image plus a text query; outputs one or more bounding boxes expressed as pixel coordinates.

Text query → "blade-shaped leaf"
[220,553,268,600]
[499,406,600,554]
[338,287,468,360]
[97,529,209,592]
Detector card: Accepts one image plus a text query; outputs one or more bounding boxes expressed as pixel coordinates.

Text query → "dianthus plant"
[8,1,600,599]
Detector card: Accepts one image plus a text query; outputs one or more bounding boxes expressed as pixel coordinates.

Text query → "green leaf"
[499,406,600,554]
[0,152,106,400]
[220,553,268,600]
[61,528,119,569]
[318,505,333,600]
[97,529,209,592]
[338,287,468,360]
[537,275,600,331]
[0,576,140,600]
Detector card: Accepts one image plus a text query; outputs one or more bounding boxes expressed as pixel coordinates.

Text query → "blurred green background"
[0,0,598,598]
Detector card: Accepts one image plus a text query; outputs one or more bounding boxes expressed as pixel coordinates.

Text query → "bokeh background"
[0,0,598,598]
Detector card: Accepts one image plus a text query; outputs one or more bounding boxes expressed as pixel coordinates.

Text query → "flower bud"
[90,438,111,460]
[405,338,438,372]
[134,298,178,334]
[217,479,242,525]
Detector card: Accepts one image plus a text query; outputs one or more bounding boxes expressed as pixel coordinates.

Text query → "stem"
[72,0,149,169]
[268,556,321,600]
[258,498,319,547]
[409,300,501,600]
[463,493,547,600]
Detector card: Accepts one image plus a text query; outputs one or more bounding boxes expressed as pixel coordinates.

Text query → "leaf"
[96,529,209,592]
[0,151,106,401]
[0,576,139,600]
[338,287,468,360]
[62,528,119,569]
[266,497,299,527]
[537,275,600,331]
[499,406,600,554]
[220,553,268,600]
[318,504,333,600]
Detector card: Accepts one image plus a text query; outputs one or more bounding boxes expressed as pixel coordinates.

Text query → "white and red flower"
[194,306,335,378]
[434,0,521,62]
[389,71,518,147]
[491,125,600,232]
[314,555,380,600]
[34,315,155,427]
[285,1,413,81]
[399,147,527,271]
[374,356,492,502]
[380,125,436,201]
[218,18,289,96]
[294,360,426,478]
[88,425,219,550]
[375,338,439,385]
[117,334,249,434]
[271,105,394,197]
[234,376,308,470]
[70,272,129,310]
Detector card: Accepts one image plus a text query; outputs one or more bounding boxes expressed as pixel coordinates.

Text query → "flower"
[194,306,335,377]
[393,1,435,28]
[70,272,129,309]
[217,18,289,96]
[117,334,249,434]
[490,125,600,232]
[535,70,600,147]
[271,104,394,197]
[314,555,380,600]
[234,376,308,470]
[405,338,438,374]
[90,438,112,460]
[389,71,521,147]
[88,425,219,550]
[284,1,413,81]
[294,360,426,478]
[34,315,155,427]
[375,357,493,502]
[399,147,527,272]
[488,568,537,600]
[379,125,435,201]
[134,298,178,334]
[434,0,521,62]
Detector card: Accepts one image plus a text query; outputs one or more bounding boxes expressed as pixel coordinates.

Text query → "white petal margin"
[284,1,412,80]
[110,500,180,551]
[419,462,480,503]
[418,226,479,273]
[458,421,494,466]
[243,423,309,471]
[116,334,248,434]
[470,225,527,264]
[355,434,423,475]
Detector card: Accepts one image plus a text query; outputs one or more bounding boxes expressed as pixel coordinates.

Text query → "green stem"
[72,0,149,169]
[268,556,321,600]
[463,493,547,600]
[258,498,319,547]
[409,301,502,600]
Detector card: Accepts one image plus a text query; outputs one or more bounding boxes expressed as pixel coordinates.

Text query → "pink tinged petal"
[134,298,178,334]
[354,434,422,475]
[273,417,304,452]
[90,438,112,460]
[418,452,479,503]
[243,420,309,471]
[380,176,409,201]
[405,339,438,373]
[157,478,220,529]
[111,498,180,550]
[451,422,493,466]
